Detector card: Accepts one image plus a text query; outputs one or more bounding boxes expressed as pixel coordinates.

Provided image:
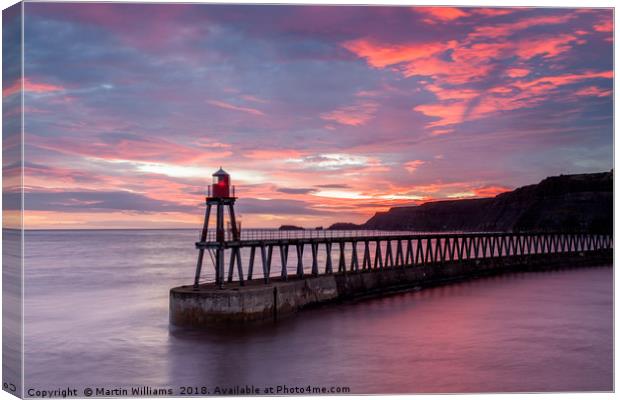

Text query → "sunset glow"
[8,4,613,229]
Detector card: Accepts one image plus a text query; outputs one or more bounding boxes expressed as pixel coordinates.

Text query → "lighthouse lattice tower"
[194,167,240,288]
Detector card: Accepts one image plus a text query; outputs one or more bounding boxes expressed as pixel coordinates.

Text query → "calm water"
[23,230,612,394]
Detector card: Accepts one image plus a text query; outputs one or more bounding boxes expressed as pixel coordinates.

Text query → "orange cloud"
[342,39,449,69]
[3,78,64,97]
[474,185,511,197]
[343,38,495,85]
[346,34,579,89]
[386,181,513,202]
[474,8,514,17]
[414,7,469,23]
[24,210,200,230]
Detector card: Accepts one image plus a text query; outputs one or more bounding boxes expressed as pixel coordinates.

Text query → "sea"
[18,229,613,394]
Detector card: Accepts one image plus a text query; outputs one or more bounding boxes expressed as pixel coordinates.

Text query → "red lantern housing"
[211,167,230,198]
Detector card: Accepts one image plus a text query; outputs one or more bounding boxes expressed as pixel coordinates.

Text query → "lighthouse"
[194,167,240,288]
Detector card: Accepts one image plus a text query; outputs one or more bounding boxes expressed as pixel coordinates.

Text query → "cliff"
[355,171,613,233]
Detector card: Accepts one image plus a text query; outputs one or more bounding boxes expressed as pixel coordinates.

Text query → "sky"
[6,3,614,229]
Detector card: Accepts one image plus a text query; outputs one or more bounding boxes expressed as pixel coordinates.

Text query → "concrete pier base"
[170,250,612,328]
[170,275,338,326]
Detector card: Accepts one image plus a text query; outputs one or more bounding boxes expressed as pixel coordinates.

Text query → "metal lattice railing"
[194,231,613,287]
[199,228,475,242]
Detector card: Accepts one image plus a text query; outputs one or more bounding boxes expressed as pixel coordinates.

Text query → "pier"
[169,169,613,327]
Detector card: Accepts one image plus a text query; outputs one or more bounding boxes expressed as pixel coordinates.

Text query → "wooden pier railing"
[194,231,613,287]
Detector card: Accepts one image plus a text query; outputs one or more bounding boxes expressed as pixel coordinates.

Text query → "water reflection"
[24,231,612,393]
[167,267,612,393]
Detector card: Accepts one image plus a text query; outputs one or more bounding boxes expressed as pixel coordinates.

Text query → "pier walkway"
[194,230,613,286]
[171,230,612,327]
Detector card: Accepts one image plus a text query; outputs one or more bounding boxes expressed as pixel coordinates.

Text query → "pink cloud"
[342,38,449,69]
[514,70,613,93]
[451,41,511,61]
[320,101,379,126]
[345,33,581,89]
[574,86,612,98]
[513,34,579,59]
[593,19,612,32]
[240,94,269,104]
[417,70,612,127]
[244,149,304,160]
[194,139,232,149]
[404,160,425,173]
[506,68,531,78]
[3,78,64,97]
[488,86,514,95]
[414,101,468,127]
[206,100,265,116]
[30,133,226,164]
[474,185,511,197]
[467,13,575,39]
[472,71,613,119]
[344,12,610,130]
[414,7,470,23]
[423,84,479,101]
[473,8,514,17]
[343,39,493,85]
[24,164,124,191]
[402,54,489,84]
[430,129,454,136]
[344,11,585,90]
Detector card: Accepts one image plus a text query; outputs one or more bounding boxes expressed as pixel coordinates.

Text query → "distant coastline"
[326,171,613,234]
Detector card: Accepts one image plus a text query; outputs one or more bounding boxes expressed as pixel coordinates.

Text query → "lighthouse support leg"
[193,204,212,288]
[216,201,226,288]
[216,202,225,242]
[228,204,240,241]
[216,247,225,289]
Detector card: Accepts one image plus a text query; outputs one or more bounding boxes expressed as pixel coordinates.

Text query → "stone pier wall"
[170,250,612,327]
